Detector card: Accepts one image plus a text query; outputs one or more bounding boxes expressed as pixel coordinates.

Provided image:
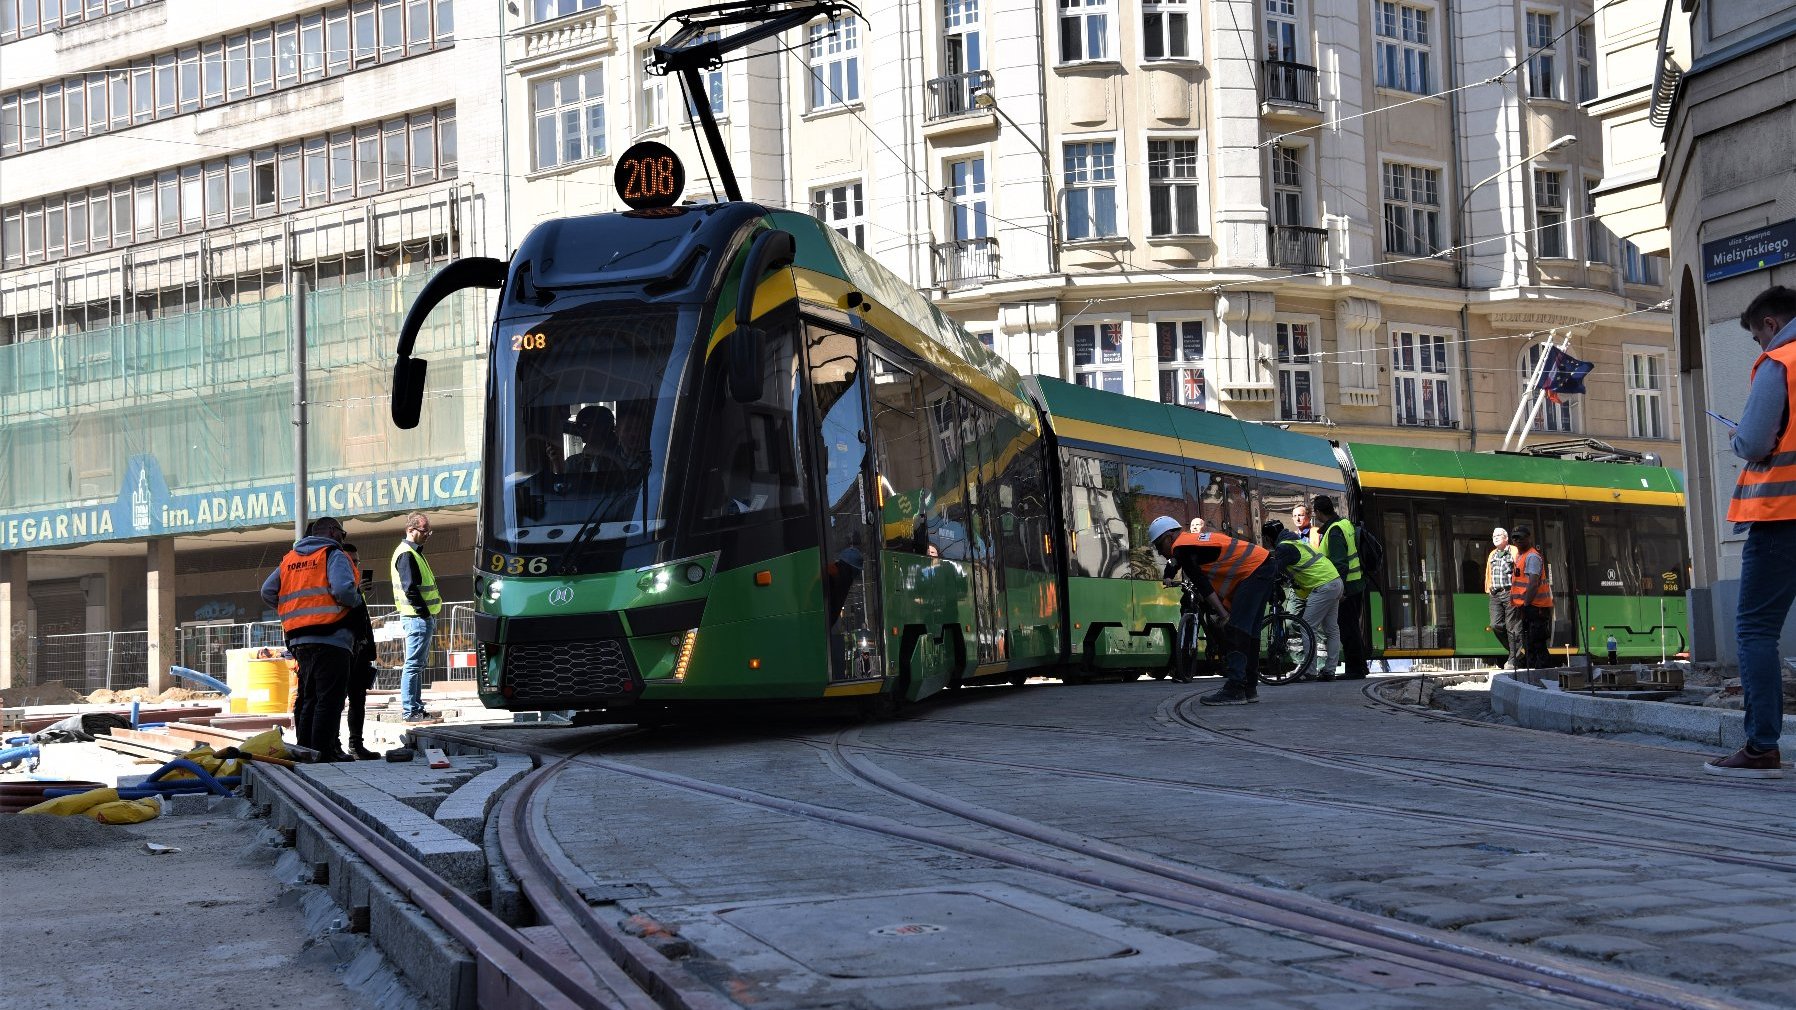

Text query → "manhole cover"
[870,923,944,936]
[719,891,1133,978]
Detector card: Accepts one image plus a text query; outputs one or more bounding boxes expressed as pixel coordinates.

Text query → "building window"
[1534,168,1566,258]
[1620,240,1663,285]
[1142,0,1189,60]
[1271,144,1305,226]
[943,0,983,75]
[807,17,861,110]
[1063,140,1118,240]
[1526,11,1557,99]
[683,30,726,117]
[811,182,865,248]
[1626,349,1665,439]
[1584,176,1608,264]
[1575,23,1596,102]
[1276,321,1317,422]
[1382,162,1440,256]
[948,157,988,241]
[1072,321,1125,392]
[530,0,601,23]
[533,68,604,171]
[638,52,665,132]
[1156,318,1206,408]
[1059,0,1110,63]
[1264,0,1298,62]
[1391,330,1452,427]
[1374,1,1431,94]
[1524,344,1576,432]
[1148,138,1202,236]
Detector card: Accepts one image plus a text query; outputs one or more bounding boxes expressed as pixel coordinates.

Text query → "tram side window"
[1629,509,1685,596]
[992,411,1053,577]
[1580,509,1628,594]
[869,353,932,552]
[922,388,975,561]
[691,321,805,528]
[1254,479,1312,537]
[1122,463,1187,579]
[1062,451,1129,579]
[1450,510,1504,593]
[1194,469,1251,536]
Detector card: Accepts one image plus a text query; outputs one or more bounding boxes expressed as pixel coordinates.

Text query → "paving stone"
[1742,920,1796,943]
[1693,904,1796,926]
[1393,901,1512,929]
[1600,913,1731,934]
[1532,933,1657,958]
[1581,893,1690,913]
[1459,918,1565,944]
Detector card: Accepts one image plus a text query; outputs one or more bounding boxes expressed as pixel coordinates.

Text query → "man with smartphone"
[1707,285,1796,778]
[340,543,381,760]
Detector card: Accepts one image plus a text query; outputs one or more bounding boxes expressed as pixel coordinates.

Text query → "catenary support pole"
[292,275,310,540]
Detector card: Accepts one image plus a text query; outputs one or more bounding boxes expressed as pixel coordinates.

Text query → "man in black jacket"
[340,543,381,760]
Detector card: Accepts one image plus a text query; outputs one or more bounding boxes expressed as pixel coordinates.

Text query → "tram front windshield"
[486,302,691,557]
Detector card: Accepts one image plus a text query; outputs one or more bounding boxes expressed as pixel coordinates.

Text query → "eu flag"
[1537,347,1594,404]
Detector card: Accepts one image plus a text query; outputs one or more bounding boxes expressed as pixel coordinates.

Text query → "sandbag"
[90,795,161,824]
[18,786,120,816]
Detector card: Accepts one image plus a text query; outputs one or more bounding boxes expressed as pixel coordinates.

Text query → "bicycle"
[1257,576,1318,686]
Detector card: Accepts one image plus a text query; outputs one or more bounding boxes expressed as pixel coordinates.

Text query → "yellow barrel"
[244,658,295,714]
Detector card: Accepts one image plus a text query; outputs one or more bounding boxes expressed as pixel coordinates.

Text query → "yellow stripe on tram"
[823,681,885,697]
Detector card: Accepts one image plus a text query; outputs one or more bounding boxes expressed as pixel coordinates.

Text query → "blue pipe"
[0,743,40,768]
[167,665,231,696]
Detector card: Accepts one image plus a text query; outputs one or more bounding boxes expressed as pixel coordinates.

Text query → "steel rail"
[574,745,1763,1010]
[496,756,739,1010]
[258,765,613,1010]
[813,735,1796,873]
[1166,695,1796,844]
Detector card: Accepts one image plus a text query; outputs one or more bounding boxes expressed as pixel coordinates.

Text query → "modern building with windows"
[0,0,502,692]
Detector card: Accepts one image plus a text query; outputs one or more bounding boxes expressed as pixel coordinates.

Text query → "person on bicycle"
[1149,515,1283,706]
[1261,520,1343,680]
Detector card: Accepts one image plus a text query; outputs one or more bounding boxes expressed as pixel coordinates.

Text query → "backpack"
[1354,521,1385,582]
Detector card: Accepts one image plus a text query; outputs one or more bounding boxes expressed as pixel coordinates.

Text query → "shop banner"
[0,455,480,550]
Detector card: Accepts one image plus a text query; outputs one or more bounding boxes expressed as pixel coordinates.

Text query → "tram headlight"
[486,579,503,603]
[683,563,707,584]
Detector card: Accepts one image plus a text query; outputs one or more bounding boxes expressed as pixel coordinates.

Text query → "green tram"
[390,200,1689,719]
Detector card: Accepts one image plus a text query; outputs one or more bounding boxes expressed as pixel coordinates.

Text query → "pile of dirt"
[0,812,123,855]
[83,686,219,704]
[0,682,89,707]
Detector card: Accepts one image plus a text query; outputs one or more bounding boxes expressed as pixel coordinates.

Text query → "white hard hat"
[1147,516,1182,544]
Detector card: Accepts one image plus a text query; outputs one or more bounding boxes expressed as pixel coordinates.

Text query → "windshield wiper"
[552,466,651,575]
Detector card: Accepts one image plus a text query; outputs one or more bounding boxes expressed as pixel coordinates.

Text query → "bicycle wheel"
[1171,614,1202,683]
[1258,612,1316,686]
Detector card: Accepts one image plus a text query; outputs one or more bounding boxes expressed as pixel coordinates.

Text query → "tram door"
[958,401,1007,664]
[806,324,883,683]
[1508,507,1581,656]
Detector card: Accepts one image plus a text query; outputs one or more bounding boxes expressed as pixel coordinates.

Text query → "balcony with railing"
[926,70,993,121]
[1262,60,1321,121]
[933,237,999,290]
[1268,225,1327,271]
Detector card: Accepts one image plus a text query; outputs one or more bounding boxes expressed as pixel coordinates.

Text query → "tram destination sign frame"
[1702,218,1796,283]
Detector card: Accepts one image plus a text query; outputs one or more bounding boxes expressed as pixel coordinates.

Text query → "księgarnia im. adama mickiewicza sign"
[1703,219,1796,283]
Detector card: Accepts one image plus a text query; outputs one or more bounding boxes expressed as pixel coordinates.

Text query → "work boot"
[350,744,381,761]
[1198,683,1258,706]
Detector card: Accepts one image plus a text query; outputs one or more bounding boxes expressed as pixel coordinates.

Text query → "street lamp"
[1452,133,1577,449]
[973,90,1059,273]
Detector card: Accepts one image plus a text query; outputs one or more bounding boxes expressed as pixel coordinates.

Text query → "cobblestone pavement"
[474,678,1796,1009]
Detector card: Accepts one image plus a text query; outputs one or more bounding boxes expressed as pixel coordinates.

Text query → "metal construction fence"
[155,602,477,692]
[34,630,149,693]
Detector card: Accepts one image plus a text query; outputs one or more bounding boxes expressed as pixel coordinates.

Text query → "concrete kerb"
[436,754,532,841]
[248,766,477,1010]
[1490,673,1796,750]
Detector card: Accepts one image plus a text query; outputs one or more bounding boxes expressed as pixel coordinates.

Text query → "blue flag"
[1537,347,1594,404]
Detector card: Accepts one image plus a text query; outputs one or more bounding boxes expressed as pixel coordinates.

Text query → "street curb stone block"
[365,864,477,1010]
[436,754,531,841]
[1490,674,1796,749]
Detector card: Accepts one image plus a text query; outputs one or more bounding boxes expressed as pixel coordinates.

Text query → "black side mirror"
[392,256,508,429]
[730,229,797,403]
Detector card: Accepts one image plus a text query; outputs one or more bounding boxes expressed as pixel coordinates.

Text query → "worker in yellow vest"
[391,512,441,724]
[1262,520,1343,680]
[1312,495,1368,679]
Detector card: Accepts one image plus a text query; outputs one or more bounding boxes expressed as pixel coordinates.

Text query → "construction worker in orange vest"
[1507,525,1552,670]
[1149,515,1282,706]
[259,515,363,762]
[1707,285,1796,779]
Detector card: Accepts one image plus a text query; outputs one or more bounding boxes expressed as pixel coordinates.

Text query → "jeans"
[400,614,434,719]
[1738,520,1796,752]
[1489,592,1511,657]
[1221,566,1278,689]
[1300,577,1344,673]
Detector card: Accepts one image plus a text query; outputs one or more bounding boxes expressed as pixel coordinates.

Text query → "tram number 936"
[486,552,550,575]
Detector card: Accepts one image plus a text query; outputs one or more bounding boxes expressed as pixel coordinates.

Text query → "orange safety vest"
[1727,341,1796,523]
[277,547,351,635]
[1172,530,1270,607]
[1509,547,1552,609]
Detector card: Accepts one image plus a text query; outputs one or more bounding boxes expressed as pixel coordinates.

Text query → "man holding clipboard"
[1707,286,1796,778]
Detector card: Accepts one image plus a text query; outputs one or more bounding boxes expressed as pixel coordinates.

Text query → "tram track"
[254,748,731,1010]
[574,738,1766,1010]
